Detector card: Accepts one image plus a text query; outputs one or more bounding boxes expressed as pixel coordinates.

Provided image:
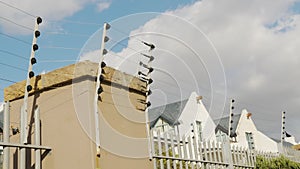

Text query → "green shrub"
[256,155,300,169]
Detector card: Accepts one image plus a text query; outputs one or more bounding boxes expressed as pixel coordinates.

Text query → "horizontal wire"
[109,38,142,54]
[40,46,82,51]
[0,0,36,18]
[43,31,91,38]
[0,32,31,45]
[0,62,27,72]
[0,77,17,83]
[46,19,101,26]
[0,49,27,60]
[107,52,140,65]
[0,16,32,31]
[38,59,78,63]
[110,26,143,43]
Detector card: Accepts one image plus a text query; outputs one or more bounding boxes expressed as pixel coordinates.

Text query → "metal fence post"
[222,138,233,169]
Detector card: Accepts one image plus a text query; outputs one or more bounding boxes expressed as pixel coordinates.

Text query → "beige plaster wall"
[5,61,153,169]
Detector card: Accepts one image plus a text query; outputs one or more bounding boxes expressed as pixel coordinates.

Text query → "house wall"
[178,92,216,141]
[4,62,154,169]
[233,109,278,152]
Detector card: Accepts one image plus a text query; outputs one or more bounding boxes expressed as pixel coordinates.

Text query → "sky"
[0,0,300,141]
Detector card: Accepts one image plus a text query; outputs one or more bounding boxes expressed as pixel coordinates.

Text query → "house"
[215,109,279,153]
[149,92,217,142]
[284,133,298,145]
[3,61,153,169]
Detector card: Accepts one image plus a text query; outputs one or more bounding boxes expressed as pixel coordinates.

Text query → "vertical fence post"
[157,131,164,169]
[35,108,41,169]
[164,132,171,169]
[181,136,188,169]
[170,133,177,169]
[3,102,10,169]
[20,105,26,169]
[177,133,183,169]
[151,129,157,169]
[94,22,110,158]
[222,138,233,169]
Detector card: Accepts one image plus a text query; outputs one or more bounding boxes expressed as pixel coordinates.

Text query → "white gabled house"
[148,92,216,142]
[215,109,279,152]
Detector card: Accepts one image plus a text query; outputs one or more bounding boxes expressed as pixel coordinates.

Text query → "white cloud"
[96,1,111,12]
[82,0,300,140]
[0,0,99,34]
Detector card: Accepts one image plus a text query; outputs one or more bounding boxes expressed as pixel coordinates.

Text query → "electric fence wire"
[0,0,36,18]
[0,32,31,45]
[0,3,285,122]
[0,62,27,72]
[0,16,32,31]
[0,49,27,60]
[0,77,16,83]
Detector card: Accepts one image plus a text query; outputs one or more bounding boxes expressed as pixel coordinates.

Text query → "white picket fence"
[281,145,300,163]
[150,128,279,169]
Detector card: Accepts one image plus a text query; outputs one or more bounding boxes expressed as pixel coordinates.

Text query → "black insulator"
[33,44,39,51]
[282,137,285,140]
[283,127,285,129]
[12,128,19,135]
[99,75,104,82]
[35,30,40,38]
[103,49,108,55]
[148,67,154,73]
[283,111,286,114]
[283,132,285,134]
[101,62,106,68]
[232,99,235,103]
[283,116,285,119]
[148,78,153,84]
[104,36,109,42]
[230,120,233,123]
[149,56,154,62]
[97,86,103,94]
[27,85,32,92]
[230,127,233,131]
[231,106,234,110]
[142,41,155,51]
[191,130,194,132]
[29,71,35,78]
[231,113,234,116]
[31,58,37,64]
[147,89,152,95]
[283,122,285,124]
[138,71,146,77]
[37,17,42,24]
[105,23,111,30]
[146,101,151,107]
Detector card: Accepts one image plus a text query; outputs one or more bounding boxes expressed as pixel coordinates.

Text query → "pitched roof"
[214,114,241,137]
[148,99,189,128]
[271,138,294,147]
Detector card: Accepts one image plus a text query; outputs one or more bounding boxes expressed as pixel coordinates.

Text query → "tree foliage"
[256,155,300,169]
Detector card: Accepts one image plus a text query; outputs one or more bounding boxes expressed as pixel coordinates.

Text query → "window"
[196,121,203,142]
[245,132,255,150]
[216,130,227,142]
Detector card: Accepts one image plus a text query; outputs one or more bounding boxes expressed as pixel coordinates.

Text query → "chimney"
[246,112,252,119]
[196,96,203,103]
